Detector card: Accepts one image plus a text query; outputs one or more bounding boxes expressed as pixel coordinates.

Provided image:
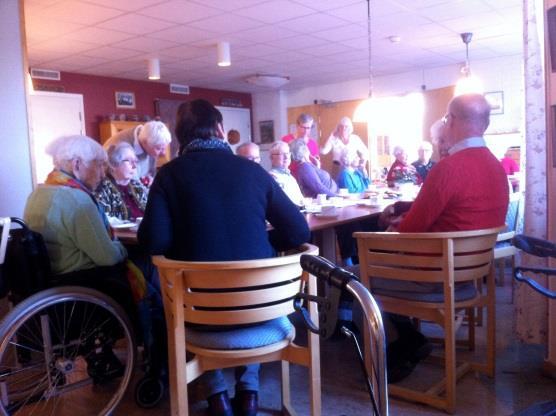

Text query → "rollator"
[512,234,556,416]
[294,254,389,416]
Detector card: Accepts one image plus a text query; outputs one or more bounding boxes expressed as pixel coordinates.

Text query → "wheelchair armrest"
[515,267,556,299]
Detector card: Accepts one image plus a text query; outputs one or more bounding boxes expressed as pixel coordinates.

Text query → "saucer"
[111,222,136,229]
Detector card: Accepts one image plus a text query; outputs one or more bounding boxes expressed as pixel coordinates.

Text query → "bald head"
[440,94,491,153]
[449,94,491,135]
[236,142,261,163]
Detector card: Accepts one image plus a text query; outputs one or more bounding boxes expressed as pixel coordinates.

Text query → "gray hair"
[290,138,310,162]
[296,113,314,125]
[269,141,288,154]
[136,121,171,147]
[392,145,406,157]
[46,135,106,170]
[106,141,135,170]
[430,119,445,144]
[338,116,353,135]
[339,146,358,167]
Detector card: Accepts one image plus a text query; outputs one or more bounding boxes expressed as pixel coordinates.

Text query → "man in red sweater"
[378,93,509,382]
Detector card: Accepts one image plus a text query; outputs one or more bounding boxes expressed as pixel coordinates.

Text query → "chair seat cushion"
[186,316,294,350]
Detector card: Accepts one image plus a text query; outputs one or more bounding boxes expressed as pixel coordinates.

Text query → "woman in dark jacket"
[139,99,310,416]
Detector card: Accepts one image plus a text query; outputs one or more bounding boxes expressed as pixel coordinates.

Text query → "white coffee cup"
[317,194,328,204]
[338,188,349,196]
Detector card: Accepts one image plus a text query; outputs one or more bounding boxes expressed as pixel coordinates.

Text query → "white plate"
[314,213,339,219]
[111,222,136,229]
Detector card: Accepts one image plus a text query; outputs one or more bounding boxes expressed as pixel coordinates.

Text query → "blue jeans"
[201,364,260,397]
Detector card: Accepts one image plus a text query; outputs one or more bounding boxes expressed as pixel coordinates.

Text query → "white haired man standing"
[104,120,171,186]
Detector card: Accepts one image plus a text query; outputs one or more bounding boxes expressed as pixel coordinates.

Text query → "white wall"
[251,90,288,170]
[252,54,524,143]
[0,0,33,217]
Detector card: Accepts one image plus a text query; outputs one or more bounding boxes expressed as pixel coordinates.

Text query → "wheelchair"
[0,217,161,415]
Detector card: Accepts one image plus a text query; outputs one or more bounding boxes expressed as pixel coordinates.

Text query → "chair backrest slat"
[365,265,445,283]
[154,244,318,327]
[185,301,295,326]
[183,279,300,308]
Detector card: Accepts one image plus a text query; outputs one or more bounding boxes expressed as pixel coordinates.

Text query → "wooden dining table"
[113,200,391,262]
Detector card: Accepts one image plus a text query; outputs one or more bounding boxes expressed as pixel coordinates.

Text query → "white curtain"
[515,0,548,343]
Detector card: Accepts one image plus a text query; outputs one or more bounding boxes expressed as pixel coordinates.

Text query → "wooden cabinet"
[99,120,142,144]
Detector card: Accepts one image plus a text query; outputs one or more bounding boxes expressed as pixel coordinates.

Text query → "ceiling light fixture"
[454,32,483,96]
[353,0,374,122]
[217,42,231,67]
[148,58,160,80]
[245,74,290,88]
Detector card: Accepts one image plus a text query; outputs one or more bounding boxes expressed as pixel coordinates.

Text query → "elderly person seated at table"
[411,141,435,184]
[139,99,309,416]
[386,145,419,187]
[236,142,261,163]
[336,147,370,194]
[321,116,368,179]
[23,135,165,377]
[268,141,304,206]
[281,113,320,176]
[291,138,338,199]
[95,142,148,221]
[104,120,171,187]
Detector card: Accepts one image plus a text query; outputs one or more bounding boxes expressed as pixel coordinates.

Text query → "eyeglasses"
[298,124,312,130]
[121,159,139,166]
[271,152,290,157]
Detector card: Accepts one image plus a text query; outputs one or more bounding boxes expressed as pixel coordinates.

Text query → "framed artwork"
[258,120,275,144]
[115,91,136,109]
[484,91,504,115]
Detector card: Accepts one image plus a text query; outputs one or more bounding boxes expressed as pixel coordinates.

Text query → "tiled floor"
[114,271,556,416]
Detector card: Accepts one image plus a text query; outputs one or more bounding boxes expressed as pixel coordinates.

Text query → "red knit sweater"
[398,147,509,232]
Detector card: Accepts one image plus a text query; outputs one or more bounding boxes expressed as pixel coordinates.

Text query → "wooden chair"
[354,228,502,414]
[152,243,321,416]
[494,192,521,286]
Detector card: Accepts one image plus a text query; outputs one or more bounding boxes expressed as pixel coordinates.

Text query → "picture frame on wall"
[484,91,504,115]
[258,120,275,144]
[115,91,135,109]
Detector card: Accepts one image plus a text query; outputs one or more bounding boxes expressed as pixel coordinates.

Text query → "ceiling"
[24,0,523,93]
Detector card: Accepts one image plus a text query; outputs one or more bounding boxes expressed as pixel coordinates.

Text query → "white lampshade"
[148,58,160,80]
[454,74,483,97]
[217,42,231,67]
[245,74,289,88]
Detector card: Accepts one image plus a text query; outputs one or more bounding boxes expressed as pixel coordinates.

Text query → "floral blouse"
[95,175,148,220]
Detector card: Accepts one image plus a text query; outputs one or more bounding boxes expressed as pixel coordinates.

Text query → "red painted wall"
[32,71,252,140]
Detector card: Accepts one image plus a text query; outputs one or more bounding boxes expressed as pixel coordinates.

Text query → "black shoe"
[232,390,258,416]
[86,348,124,383]
[207,391,233,416]
[386,338,417,383]
[402,329,433,364]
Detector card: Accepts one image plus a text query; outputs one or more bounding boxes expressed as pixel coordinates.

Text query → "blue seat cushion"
[186,316,294,350]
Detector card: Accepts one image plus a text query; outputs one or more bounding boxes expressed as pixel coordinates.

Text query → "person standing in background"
[321,116,368,179]
[103,120,171,187]
[281,113,320,177]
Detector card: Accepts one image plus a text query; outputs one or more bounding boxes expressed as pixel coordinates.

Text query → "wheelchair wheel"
[0,286,135,415]
[134,376,164,408]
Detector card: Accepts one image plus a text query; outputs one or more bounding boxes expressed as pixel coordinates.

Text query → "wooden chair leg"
[496,258,505,287]
[486,267,496,377]
[466,308,475,351]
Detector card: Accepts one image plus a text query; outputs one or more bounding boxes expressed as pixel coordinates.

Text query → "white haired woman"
[386,145,419,187]
[24,135,165,377]
[103,120,171,186]
[95,141,148,221]
[336,147,370,193]
[321,116,368,178]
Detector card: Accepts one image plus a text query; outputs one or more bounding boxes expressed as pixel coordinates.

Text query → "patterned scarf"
[45,169,147,304]
[183,137,232,154]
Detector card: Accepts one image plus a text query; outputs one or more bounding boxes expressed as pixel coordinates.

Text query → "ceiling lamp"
[147,58,160,80]
[245,74,290,88]
[353,0,374,122]
[454,32,483,96]
[217,42,231,67]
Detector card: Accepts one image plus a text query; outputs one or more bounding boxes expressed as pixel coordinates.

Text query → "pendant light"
[147,58,160,80]
[217,42,231,67]
[454,32,483,96]
[353,0,373,122]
